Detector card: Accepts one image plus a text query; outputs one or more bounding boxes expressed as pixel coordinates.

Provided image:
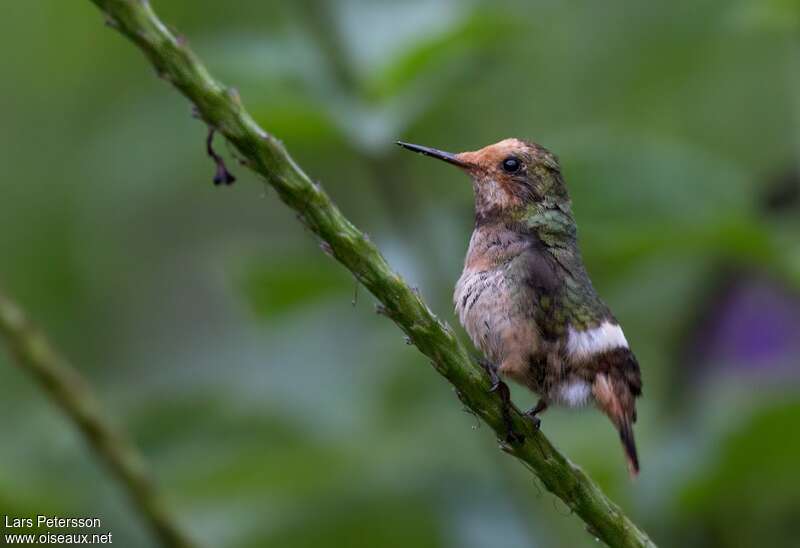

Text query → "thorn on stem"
[227,87,242,106]
[498,440,515,454]
[223,139,247,166]
[155,67,169,81]
[552,497,573,517]
[458,395,481,429]
[206,128,236,185]
[585,525,602,540]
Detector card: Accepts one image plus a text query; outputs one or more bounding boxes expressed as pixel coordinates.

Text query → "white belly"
[554,380,593,407]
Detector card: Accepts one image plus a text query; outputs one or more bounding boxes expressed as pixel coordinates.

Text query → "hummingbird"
[398,138,643,476]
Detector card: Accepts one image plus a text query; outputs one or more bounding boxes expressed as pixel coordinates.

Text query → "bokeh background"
[1,1,799,546]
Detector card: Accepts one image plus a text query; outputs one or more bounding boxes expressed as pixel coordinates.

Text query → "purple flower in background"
[692,274,800,377]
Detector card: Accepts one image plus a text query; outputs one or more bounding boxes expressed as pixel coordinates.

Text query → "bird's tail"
[592,373,640,478]
[617,418,639,478]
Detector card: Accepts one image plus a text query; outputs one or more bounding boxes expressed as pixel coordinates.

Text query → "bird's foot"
[504,426,525,446]
[523,399,549,430]
[478,358,524,445]
[478,358,501,392]
[523,412,541,430]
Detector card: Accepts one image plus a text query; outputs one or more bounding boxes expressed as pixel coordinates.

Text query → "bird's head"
[397,138,570,224]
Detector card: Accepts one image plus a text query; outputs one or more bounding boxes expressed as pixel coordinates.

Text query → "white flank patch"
[566,321,628,361]
[559,381,592,407]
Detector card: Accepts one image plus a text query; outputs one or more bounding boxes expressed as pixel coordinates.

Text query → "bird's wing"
[506,243,564,341]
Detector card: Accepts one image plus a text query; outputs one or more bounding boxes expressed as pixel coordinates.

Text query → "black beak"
[396,141,470,168]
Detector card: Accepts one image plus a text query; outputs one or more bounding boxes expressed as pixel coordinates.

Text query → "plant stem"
[86,1,657,546]
[0,292,196,548]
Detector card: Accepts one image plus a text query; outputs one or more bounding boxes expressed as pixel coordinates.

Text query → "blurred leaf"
[213,3,516,153]
[728,0,800,33]
[673,398,800,547]
[238,255,350,318]
[246,494,444,548]
[363,9,515,102]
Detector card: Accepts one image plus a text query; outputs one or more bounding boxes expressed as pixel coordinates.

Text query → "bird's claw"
[505,430,525,446]
[477,358,524,446]
[478,358,501,391]
[523,399,548,431]
[523,411,542,430]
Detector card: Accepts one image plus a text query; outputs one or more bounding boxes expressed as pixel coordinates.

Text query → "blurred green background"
[1,1,800,546]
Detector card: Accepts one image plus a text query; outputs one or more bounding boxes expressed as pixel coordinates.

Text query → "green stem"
[87,1,657,546]
[0,293,196,548]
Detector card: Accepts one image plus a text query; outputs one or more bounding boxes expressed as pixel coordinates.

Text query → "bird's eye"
[501,156,521,173]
